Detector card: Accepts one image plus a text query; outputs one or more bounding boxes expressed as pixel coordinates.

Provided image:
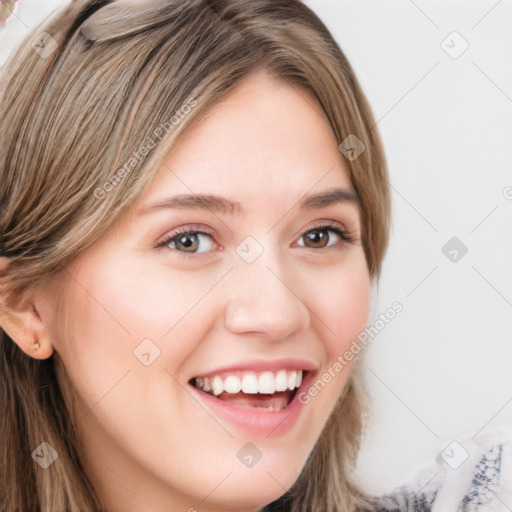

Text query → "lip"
[188,368,317,437]
[189,357,319,380]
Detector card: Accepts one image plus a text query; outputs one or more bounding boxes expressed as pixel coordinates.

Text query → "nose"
[223,251,311,341]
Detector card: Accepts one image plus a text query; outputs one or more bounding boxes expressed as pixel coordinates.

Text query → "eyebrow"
[137,187,360,216]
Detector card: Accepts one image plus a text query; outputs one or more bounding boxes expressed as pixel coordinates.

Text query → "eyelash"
[155,222,356,258]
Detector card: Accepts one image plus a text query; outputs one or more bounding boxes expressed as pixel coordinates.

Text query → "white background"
[1,0,511,495]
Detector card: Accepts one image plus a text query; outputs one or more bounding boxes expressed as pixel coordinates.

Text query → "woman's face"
[42,71,370,512]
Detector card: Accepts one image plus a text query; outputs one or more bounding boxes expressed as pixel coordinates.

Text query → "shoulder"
[371,424,512,512]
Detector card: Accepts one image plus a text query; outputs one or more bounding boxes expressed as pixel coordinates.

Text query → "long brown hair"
[0,1,391,510]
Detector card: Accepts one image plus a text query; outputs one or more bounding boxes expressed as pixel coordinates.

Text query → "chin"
[211,454,305,510]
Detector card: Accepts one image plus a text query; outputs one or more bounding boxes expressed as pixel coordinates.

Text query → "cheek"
[308,254,371,357]
[292,253,369,425]
[92,257,223,333]
[57,256,221,383]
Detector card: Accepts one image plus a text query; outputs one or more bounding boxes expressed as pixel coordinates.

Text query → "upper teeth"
[194,369,303,396]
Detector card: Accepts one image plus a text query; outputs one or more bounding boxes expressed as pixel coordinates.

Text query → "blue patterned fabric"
[372,425,512,511]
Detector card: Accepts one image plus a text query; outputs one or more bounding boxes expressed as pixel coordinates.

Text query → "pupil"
[307,230,326,247]
[179,235,197,250]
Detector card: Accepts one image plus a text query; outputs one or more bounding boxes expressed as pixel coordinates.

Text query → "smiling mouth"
[189,369,304,412]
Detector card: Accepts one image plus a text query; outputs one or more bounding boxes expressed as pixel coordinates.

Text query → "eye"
[155,222,355,257]
[296,224,354,249]
[156,226,216,255]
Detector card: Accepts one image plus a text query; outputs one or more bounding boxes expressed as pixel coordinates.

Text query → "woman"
[0,1,509,511]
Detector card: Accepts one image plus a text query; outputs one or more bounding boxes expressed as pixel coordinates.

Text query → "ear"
[0,257,54,360]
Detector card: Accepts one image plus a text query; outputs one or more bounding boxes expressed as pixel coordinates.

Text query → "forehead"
[140,71,354,210]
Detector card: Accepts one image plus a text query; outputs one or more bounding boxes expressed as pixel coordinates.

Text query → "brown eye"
[297,225,353,250]
[303,229,329,249]
[303,230,329,248]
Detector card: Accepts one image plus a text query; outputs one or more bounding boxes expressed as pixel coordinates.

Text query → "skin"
[0,69,370,512]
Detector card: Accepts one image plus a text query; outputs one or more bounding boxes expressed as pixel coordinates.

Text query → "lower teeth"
[198,388,290,411]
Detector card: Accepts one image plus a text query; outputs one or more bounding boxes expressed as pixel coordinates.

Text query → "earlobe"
[0,258,54,360]
[0,301,54,360]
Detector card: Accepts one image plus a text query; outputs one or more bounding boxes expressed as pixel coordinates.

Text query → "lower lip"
[188,373,314,437]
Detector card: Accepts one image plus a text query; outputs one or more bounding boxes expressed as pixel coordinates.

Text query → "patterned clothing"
[372,425,512,511]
